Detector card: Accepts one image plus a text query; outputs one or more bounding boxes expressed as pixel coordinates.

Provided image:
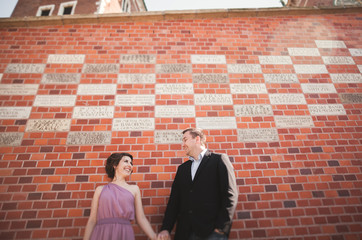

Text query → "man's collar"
[189,148,207,162]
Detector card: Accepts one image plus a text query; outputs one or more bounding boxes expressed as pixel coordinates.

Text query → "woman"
[84,153,157,240]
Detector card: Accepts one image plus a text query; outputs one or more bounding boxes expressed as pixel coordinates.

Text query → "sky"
[0,0,284,18]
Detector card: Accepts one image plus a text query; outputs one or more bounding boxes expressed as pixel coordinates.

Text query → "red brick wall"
[0,11,361,240]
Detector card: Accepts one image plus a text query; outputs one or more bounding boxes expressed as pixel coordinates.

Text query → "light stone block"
[118,74,156,84]
[0,107,32,119]
[301,84,337,93]
[26,119,71,132]
[339,93,362,103]
[42,73,81,84]
[0,133,23,146]
[73,106,114,119]
[156,84,194,94]
[155,106,195,118]
[156,64,192,73]
[234,105,273,117]
[0,84,39,95]
[294,65,328,74]
[82,64,119,73]
[154,130,182,144]
[115,95,155,106]
[5,64,46,73]
[196,117,237,130]
[33,95,76,107]
[288,48,320,56]
[322,56,355,65]
[359,65,362,73]
[230,84,268,94]
[193,74,229,83]
[194,94,233,105]
[120,54,156,64]
[330,74,362,83]
[47,54,85,64]
[259,56,292,65]
[67,132,111,145]
[308,104,346,116]
[349,48,362,56]
[227,64,262,73]
[238,128,279,142]
[269,94,306,105]
[0,74,3,81]
[191,55,226,64]
[264,74,299,83]
[274,116,314,128]
[315,40,346,48]
[112,118,155,131]
[77,84,117,95]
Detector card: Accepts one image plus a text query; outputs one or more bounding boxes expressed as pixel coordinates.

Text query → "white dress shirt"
[190,149,207,180]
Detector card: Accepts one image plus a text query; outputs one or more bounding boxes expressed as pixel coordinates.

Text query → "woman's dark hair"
[105,153,133,179]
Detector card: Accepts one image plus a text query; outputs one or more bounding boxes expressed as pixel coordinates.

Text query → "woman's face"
[114,156,133,178]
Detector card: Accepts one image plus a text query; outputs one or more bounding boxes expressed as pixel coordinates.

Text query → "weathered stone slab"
[237,128,279,142]
[120,54,156,64]
[308,104,346,115]
[33,95,76,107]
[315,40,346,48]
[227,64,262,73]
[118,74,156,84]
[192,74,229,83]
[26,119,71,132]
[269,94,306,105]
[155,106,195,118]
[294,65,328,74]
[191,55,226,64]
[301,84,337,93]
[274,116,314,128]
[349,48,362,56]
[67,132,111,145]
[322,56,355,65]
[42,73,81,84]
[5,64,46,73]
[156,64,192,73]
[230,84,268,94]
[115,95,155,106]
[82,64,119,73]
[358,65,362,73]
[112,118,155,131]
[330,74,362,83]
[0,84,38,95]
[259,56,292,65]
[73,106,114,119]
[0,107,32,119]
[264,74,299,83]
[154,130,182,144]
[234,105,273,116]
[155,84,194,94]
[47,54,85,64]
[288,48,320,56]
[194,94,233,105]
[339,93,362,103]
[196,117,237,129]
[77,84,117,95]
[0,133,23,146]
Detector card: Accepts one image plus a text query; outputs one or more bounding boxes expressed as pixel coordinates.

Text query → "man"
[158,128,238,240]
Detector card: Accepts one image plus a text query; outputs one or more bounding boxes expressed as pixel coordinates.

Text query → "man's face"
[182,131,197,157]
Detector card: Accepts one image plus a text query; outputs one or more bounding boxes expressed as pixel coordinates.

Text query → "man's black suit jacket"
[161,150,238,240]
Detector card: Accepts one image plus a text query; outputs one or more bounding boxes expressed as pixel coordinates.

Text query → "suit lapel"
[192,150,211,182]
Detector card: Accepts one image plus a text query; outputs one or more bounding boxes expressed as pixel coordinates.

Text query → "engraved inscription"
[115,95,155,106]
[82,64,119,73]
[26,119,71,132]
[339,93,362,103]
[112,118,155,131]
[330,74,362,83]
[77,84,117,95]
[5,64,46,73]
[0,133,23,146]
[155,106,195,118]
[154,130,182,144]
[191,55,226,64]
[156,64,192,73]
[322,56,355,65]
[196,117,237,130]
[301,84,337,93]
[118,74,156,84]
[156,84,193,94]
[33,95,76,107]
[230,84,267,94]
[238,128,279,142]
[288,48,320,56]
[259,56,292,65]
[228,64,262,73]
[264,74,299,83]
[0,107,32,119]
[67,132,111,145]
[73,106,114,119]
[315,40,346,48]
[47,54,85,64]
[194,94,233,105]
[120,55,156,64]
[308,104,346,115]
[193,74,229,83]
[269,94,306,105]
[274,116,314,128]
[349,48,362,56]
[234,105,273,117]
[294,65,328,74]
[0,84,38,95]
[42,74,81,84]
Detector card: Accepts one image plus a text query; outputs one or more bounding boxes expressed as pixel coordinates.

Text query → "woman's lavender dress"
[90,183,135,240]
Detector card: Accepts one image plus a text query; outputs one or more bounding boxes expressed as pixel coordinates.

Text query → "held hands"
[157,230,170,240]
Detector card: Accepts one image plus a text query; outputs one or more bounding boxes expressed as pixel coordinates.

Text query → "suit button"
[190,190,193,193]
[188,210,192,214]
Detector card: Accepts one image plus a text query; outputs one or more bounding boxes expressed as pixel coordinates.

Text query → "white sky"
[0,0,283,18]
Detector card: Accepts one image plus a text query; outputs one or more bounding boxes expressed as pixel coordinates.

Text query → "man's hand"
[157,230,170,240]
[214,229,225,235]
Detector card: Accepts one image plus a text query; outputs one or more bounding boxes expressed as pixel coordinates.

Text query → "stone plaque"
[115,95,155,106]
[238,128,279,142]
[77,84,117,95]
[191,55,226,64]
[155,106,195,118]
[0,107,32,119]
[315,40,346,48]
[42,73,81,84]
[335,0,360,6]
[73,106,114,119]
[349,48,362,56]
[156,84,194,94]
[288,48,320,56]
[227,64,262,73]
[112,118,155,131]
[47,54,85,64]
[0,84,38,95]
[196,117,237,129]
[230,84,267,94]
[193,74,229,83]
[264,74,299,83]
[156,64,192,73]
[301,84,337,93]
[294,65,328,74]
[339,93,362,103]
[194,94,233,105]
[259,56,292,65]
[120,54,156,64]
[274,116,314,128]
[26,119,71,132]
[234,105,273,116]
[67,132,111,145]
[269,94,306,105]
[308,104,346,116]
[118,74,156,84]
[0,132,23,146]
[33,95,76,106]
[154,130,182,144]
[5,64,46,73]
[322,56,355,65]
[82,64,119,73]
[330,74,362,83]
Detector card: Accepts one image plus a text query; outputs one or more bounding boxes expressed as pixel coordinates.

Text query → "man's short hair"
[182,128,206,145]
